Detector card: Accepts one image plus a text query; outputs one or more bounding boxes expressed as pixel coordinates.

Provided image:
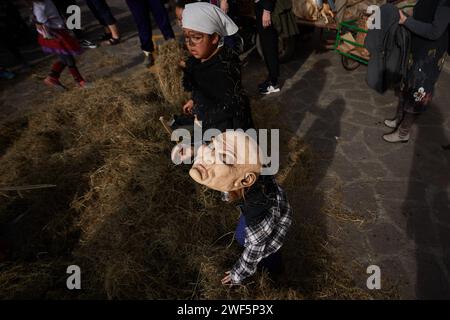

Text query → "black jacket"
[365,3,411,94]
[183,46,254,133]
[404,0,450,56]
[257,0,276,12]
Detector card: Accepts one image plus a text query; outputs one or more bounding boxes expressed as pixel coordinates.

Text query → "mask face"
[189,131,262,192]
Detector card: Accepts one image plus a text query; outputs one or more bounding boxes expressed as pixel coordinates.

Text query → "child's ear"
[236,172,257,188]
[212,33,220,45]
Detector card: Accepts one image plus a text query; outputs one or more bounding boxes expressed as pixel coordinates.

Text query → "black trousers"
[52,0,83,38]
[255,3,279,84]
[85,0,117,26]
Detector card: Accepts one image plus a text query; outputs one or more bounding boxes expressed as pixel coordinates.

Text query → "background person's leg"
[85,0,119,41]
[147,0,175,40]
[85,0,107,27]
[126,0,155,52]
[53,0,85,39]
[90,0,117,26]
[255,4,279,89]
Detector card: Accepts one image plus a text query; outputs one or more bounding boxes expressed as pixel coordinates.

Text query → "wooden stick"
[159,116,173,137]
[0,184,57,191]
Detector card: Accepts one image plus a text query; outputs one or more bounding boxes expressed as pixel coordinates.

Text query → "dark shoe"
[259,80,280,95]
[143,52,155,68]
[98,33,112,41]
[102,37,120,46]
[80,39,98,49]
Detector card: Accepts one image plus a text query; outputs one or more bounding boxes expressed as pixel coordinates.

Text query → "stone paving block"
[368,222,408,256]
[341,141,373,162]
[372,93,397,107]
[345,90,374,102]
[348,110,384,128]
[379,148,419,179]
[358,161,388,179]
[375,180,427,203]
[335,121,361,142]
[432,192,450,225]
[329,153,362,182]
[342,182,378,214]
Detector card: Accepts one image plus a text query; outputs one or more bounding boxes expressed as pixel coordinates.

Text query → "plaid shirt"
[230,177,293,284]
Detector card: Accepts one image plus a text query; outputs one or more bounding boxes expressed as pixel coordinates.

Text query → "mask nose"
[196,144,215,166]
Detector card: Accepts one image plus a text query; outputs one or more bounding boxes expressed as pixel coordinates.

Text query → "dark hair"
[175,0,197,9]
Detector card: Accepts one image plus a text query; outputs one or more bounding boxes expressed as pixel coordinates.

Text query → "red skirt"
[38,29,83,56]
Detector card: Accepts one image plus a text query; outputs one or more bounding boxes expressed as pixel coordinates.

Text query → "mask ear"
[240,172,257,188]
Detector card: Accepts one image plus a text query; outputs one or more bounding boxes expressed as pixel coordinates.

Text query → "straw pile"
[154,39,191,108]
[0,42,398,299]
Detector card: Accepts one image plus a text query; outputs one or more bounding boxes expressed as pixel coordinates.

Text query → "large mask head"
[189,131,263,192]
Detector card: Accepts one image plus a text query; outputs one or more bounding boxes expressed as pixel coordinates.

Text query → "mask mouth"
[191,163,208,181]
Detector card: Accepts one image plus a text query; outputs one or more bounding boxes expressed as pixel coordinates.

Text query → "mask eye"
[218,152,233,166]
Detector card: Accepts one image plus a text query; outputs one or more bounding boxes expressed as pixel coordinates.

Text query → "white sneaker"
[80,39,98,49]
[384,118,399,129]
[259,81,280,95]
[383,130,410,143]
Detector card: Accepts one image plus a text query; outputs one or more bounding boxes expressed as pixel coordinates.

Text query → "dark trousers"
[52,0,83,38]
[255,3,279,84]
[50,54,84,82]
[85,0,117,26]
[235,214,282,273]
[125,0,175,52]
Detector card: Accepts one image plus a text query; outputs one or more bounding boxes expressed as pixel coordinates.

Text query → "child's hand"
[221,271,233,285]
[399,10,407,25]
[36,24,54,39]
[183,99,194,114]
[179,60,186,69]
[262,10,272,28]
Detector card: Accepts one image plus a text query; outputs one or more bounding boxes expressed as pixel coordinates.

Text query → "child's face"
[183,28,220,60]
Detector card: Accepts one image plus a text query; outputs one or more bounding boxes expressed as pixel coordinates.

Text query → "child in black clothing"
[175,2,254,134]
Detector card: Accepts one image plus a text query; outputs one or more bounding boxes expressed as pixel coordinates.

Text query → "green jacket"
[272,0,299,39]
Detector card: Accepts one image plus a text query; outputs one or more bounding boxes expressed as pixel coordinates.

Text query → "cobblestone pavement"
[242,39,450,299]
[1,0,449,299]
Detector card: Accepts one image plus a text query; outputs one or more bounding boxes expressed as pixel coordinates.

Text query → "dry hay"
[154,39,191,108]
[0,49,398,299]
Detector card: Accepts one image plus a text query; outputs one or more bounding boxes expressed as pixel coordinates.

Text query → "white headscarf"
[182,2,238,36]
